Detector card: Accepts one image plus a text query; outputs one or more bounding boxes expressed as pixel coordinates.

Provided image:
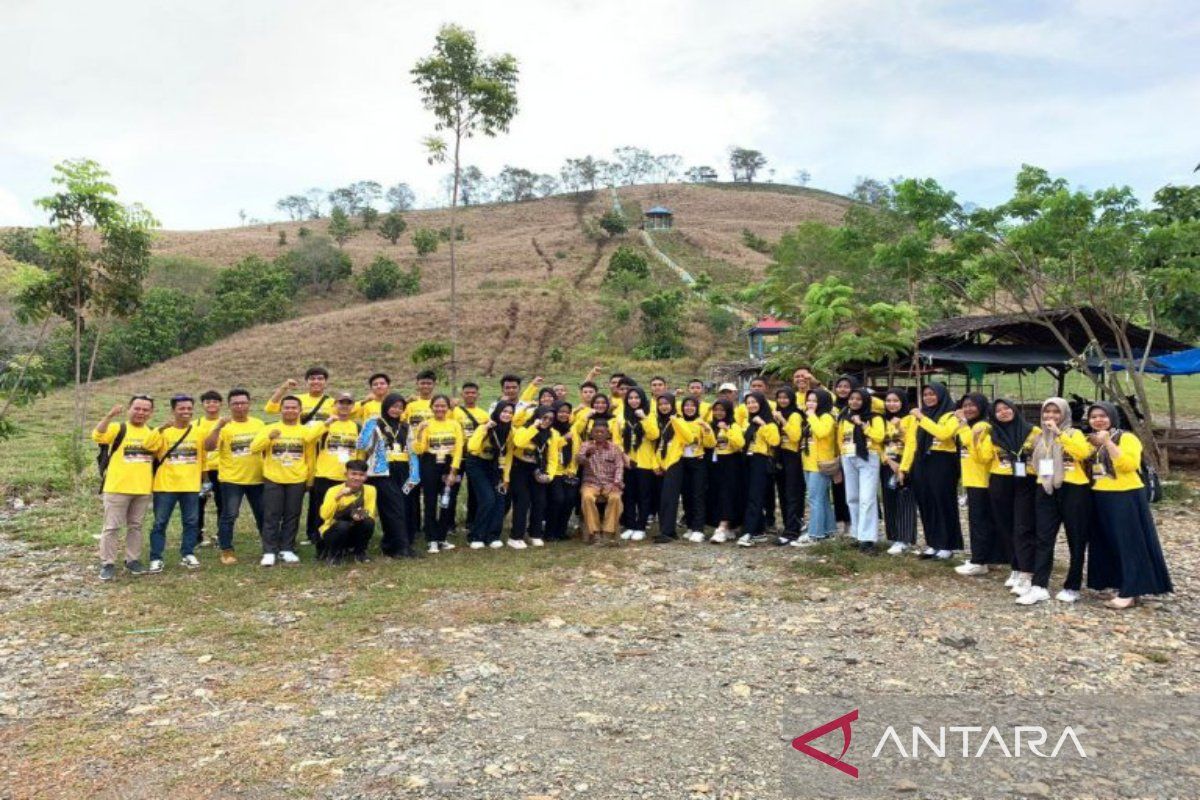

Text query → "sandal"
[1105,596,1137,609]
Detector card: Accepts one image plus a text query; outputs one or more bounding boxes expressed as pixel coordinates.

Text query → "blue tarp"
[1106,348,1200,376]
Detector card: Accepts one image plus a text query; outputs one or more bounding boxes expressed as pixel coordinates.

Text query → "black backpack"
[96,423,127,494]
[1140,451,1163,504]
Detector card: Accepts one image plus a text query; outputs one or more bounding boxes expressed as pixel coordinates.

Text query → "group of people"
[92,365,1173,609]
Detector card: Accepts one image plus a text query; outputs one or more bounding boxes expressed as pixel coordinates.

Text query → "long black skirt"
[879,464,917,544]
[911,451,963,551]
[966,486,1008,565]
[1090,489,1173,598]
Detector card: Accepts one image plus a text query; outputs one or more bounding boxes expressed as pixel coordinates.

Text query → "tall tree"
[304,188,326,218]
[685,165,718,183]
[412,23,519,387]
[728,148,767,182]
[612,146,655,185]
[495,166,539,202]
[653,154,683,184]
[386,182,416,212]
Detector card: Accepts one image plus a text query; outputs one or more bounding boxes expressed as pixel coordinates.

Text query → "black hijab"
[552,401,574,464]
[882,388,909,421]
[915,381,956,457]
[988,398,1034,460]
[775,387,799,419]
[379,393,407,447]
[833,374,863,411]
[489,401,514,457]
[958,392,991,426]
[530,407,555,470]
[622,386,650,453]
[840,388,875,460]
[742,391,772,452]
[1087,402,1123,476]
[655,394,676,457]
[801,388,834,454]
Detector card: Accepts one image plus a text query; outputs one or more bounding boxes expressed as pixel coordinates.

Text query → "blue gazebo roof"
[645,206,672,216]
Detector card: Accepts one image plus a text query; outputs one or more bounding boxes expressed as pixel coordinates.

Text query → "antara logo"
[793,710,1088,779]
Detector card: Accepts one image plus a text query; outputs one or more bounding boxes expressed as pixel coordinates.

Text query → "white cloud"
[0,187,34,227]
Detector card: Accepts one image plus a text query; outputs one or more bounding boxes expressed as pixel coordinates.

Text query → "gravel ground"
[0,499,1196,799]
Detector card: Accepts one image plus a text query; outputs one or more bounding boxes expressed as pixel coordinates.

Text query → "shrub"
[635,289,687,359]
[278,230,287,247]
[378,212,408,244]
[328,208,355,245]
[438,225,465,242]
[742,228,771,254]
[361,207,379,229]
[275,235,352,291]
[412,228,439,256]
[357,255,421,301]
[598,209,628,237]
[0,228,46,266]
[208,255,294,335]
[605,245,649,281]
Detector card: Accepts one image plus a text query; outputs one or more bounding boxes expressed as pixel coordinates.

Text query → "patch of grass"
[651,230,752,289]
[784,538,956,582]
[1134,649,1170,664]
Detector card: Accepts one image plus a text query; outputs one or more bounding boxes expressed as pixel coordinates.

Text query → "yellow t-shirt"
[92,423,163,495]
[711,421,745,456]
[917,412,961,454]
[957,422,992,489]
[454,405,489,440]
[1055,429,1094,486]
[616,411,660,470]
[977,427,1042,477]
[354,398,384,424]
[196,416,222,476]
[313,419,363,481]
[882,416,914,466]
[509,425,563,478]
[412,417,464,470]
[654,416,700,471]
[251,422,323,484]
[836,416,885,457]
[467,424,508,461]
[800,412,837,472]
[318,483,378,533]
[404,398,434,427]
[265,393,332,422]
[215,418,265,485]
[743,421,781,457]
[153,423,206,493]
[777,412,803,453]
[1090,431,1144,491]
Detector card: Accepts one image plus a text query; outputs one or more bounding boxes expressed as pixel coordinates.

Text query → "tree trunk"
[0,315,53,423]
[449,132,462,390]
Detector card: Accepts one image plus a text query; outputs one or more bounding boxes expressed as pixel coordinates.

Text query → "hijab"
[622,386,650,453]
[655,395,676,457]
[1031,397,1070,494]
[489,401,514,457]
[915,381,956,458]
[680,397,701,421]
[833,374,863,411]
[882,388,909,421]
[741,391,772,452]
[552,401,574,464]
[958,392,991,426]
[710,398,735,435]
[1087,401,1123,477]
[840,388,874,460]
[530,407,555,471]
[775,387,799,420]
[378,393,407,448]
[801,388,834,454]
[989,398,1035,460]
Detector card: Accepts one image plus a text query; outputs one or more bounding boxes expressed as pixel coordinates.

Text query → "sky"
[1,0,1197,230]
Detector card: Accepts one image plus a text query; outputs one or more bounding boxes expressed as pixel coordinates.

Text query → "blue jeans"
[149,491,200,560]
[805,470,835,539]
[464,457,503,543]
[218,482,264,551]
[842,452,881,543]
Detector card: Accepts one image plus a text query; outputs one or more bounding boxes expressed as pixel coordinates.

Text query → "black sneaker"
[858,541,877,556]
[125,560,147,576]
[354,552,370,563]
[774,536,794,546]
[99,563,116,582]
[652,534,674,544]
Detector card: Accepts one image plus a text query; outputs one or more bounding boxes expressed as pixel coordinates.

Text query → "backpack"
[96,423,127,494]
[1140,451,1163,504]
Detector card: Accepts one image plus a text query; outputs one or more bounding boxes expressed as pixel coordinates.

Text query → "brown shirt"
[578,441,624,490]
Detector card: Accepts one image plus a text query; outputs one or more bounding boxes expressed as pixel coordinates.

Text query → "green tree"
[209,256,294,334]
[386,183,415,212]
[356,255,420,300]
[684,165,718,183]
[411,228,439,256]
[378,212,408,244]
[728,147,767,182]
[635,289,687,358]
[0,228,47,267]
[360,206,379,229]
[276,235,352,291]
[108,287,209,370]
[22,159,157,461]
[328,207,355,246]
[605,245,649,281]
[413,23,519,386]
[1142,184,1200,340]
[598,209,628,237]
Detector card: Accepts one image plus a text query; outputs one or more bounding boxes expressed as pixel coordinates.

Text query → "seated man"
[575,421,625,545]
[317,459,377,565]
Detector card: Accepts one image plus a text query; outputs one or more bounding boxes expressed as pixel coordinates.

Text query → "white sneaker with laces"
[1003,570,1019,588]
[180,554,201,570]
[507,538,527,550]
[709,529,728,544]
[955,562,988,576]
[440,541,456,551]
[736,533,753,547]
[428,542,441,554]
[1016,585,1050,605]
[488,540,504,549]
[1011,577,1032,596]
[147,559,164,574]
[1055,589,1080,603]
[686,531,704,543]
[790,534,818,547]
[620,529,634,540]
[260,553,276,567]
[935,549,953,560]
[921,547,936,557]
[469,541,485,549]
[530,538,545,547]
[279,551,300,564]
[630,530,646,542]
[886,542,907,555]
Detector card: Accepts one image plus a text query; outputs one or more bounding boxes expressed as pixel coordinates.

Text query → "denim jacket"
[358,418,420,483]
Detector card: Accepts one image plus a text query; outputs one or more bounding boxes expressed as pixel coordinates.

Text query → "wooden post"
[1056,367,1065,399]
[1167,375,1177,437]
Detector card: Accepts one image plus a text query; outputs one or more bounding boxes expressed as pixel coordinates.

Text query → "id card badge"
[1038,458,1054,478]
[391,442,404,456]
[1014,461,1027,478]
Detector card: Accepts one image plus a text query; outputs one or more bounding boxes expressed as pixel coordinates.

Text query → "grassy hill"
[0,183,854,495]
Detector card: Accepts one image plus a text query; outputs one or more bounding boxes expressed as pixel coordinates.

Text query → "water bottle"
[440,486,451,509]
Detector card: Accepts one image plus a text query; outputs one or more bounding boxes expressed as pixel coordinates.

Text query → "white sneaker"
[260,553,276,567]
[886,542,907,555]
[955,562,988,576]
[507,538,527,550]
[180,554,201,570]
[469,541,485,549]
[1003,570,1019,588]
[736,534,753,547]
[686,531,704,543]
[630,530,646,542]
[428,542,440,554]
[530,538,545,547]
[1016,586,1050,605]
[440,541,456,551]
[1011,577,1032,596]
[488,540,504,549]
[921,547,936,557]
[709,529,728,544]
[790,534,818,547]
[279,551,300,564]
[935,550,953,560]
[620,529,634,540]
[1056,589,1080,603]
[147,559,164,574]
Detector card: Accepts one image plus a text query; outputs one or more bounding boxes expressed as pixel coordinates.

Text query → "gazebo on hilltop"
[644,206,673,231]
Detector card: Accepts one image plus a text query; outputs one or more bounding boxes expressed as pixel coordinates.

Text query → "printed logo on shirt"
[122,442,154,463]
[165,442,199,465]
[271,437,306,464]
[230,434,255,457]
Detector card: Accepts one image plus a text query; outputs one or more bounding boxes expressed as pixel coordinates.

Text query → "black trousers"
[261,480,306,554]
[831,475,850,524]
[323,517,375,557]
[1032,482,1092,590]
[911,451,963,551]
[306,477,338,550]
[464,456,503,543]
[658,462,684,538]
[741,454,773,536]
[880,464,917,544]
[369,471,409,556]
[621,466,655,531]
[198,468,222,538]
[680,457,706,532]
[419,454,455,543]
[965,486,1007,564]
[777,450,805,535]
[989,474,1036,572]
[510,459,547,539]
[706,453,742,527]
[547,477,580,540]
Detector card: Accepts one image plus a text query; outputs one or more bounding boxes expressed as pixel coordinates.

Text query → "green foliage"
[598,209,628,237]
[412,228,439,256]
[704,304,738,336]
[1142,184,1200,340]
[410,340,452,380]
[635,289,687,359]
[692,272,713,294]
[0,228,47,267]
[728,147,767,182]
[357,255,421,301]
[276,235,352,291]
[438,224,465,241]
[378,212,408,244]
[605,245,649,281]
[106,287,209,370]
[548,346,564,363]
[411,24,520,142]
[327,207,356,246]
[741,228,771,253]
[298,226,311,239]
[208,255,294,335]
[277,230,287,247]
[360,207,379,229]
